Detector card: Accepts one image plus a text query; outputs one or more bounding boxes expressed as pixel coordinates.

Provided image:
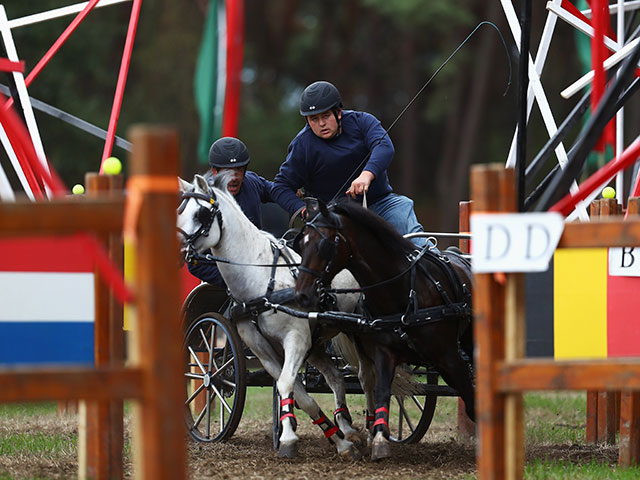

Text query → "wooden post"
[80,173,112,480]
[584,198,620,446]
[505,272,525,479]
[128,126,186,480]
[108,174,125,480]
[457,200,475,440]
[619,196,640,466]
[471,165,516,479]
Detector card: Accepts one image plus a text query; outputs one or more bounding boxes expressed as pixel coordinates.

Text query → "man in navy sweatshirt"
[272,80,426,247]
[188,137,276,286]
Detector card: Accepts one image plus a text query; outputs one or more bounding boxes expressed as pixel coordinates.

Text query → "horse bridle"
[295,212,353,311]
[296,212,347,273]
[177,188,223,261]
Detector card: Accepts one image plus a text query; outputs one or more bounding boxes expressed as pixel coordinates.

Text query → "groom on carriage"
[187,136,282,286]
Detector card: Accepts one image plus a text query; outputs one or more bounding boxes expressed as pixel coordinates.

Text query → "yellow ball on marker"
[102,156,122,175]
[72,184,85,195]
[602,186,616,199]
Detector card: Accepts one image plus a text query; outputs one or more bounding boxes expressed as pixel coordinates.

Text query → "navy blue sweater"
[188,171,273,286]
[272,110,394,215]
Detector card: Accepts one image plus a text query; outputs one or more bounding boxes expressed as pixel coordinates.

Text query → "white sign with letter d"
[471,213,564,273]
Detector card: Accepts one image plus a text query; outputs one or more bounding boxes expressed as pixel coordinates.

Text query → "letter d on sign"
[525,223,551,260]
[471,213,564,273]
[485,224,510,260]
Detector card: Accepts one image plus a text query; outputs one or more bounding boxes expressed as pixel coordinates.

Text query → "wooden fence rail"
[0,126,185,480]
[472,164,640,480]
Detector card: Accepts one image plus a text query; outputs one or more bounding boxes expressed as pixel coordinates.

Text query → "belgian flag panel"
[525,260,554,357]
[552,248,640,360]
[607,272,640,357]
[554,248,608,359]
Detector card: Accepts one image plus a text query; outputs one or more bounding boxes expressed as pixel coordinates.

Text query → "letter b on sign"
[609,247,640,276]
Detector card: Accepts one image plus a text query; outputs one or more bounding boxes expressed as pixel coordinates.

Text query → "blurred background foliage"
[5,0,633,231]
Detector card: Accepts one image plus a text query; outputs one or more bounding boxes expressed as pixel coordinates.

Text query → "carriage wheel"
[388,367,438,444]
[272,382,281,451]
[183,313,246,442]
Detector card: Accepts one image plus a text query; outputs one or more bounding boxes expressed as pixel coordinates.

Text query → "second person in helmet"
[188,137,279,286]
[272,80,427,247]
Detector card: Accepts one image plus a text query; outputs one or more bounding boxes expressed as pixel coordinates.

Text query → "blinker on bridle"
[177,189,223,245]
[296,212,347,279]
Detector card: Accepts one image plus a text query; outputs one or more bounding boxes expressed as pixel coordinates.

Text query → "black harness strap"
[228,241,301,324]
[228,287,297,322]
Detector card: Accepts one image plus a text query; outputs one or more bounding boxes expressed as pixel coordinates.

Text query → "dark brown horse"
[294,199,475,461]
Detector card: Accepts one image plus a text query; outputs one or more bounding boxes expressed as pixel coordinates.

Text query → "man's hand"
[346,171,375,198]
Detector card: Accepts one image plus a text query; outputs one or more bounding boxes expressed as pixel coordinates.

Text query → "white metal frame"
[501,0,640,216]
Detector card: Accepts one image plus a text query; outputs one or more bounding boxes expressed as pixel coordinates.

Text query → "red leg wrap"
[281,397,295,407]
[280,412,296,422]
[373,417,388,428]
[324,426,339,438]
[312,414,327,425]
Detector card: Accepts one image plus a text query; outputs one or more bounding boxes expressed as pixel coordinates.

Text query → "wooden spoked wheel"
[388,366,438,444]
[183,313,246,442]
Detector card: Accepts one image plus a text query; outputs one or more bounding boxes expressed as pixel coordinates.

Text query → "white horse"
[177,173,376,459]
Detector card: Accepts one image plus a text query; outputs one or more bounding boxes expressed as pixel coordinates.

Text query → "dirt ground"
[0,409,620,479]
[187,419,622,480]
[188,418,477,480]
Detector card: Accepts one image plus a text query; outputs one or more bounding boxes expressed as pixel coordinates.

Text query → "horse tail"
[391,367,424,396]
[330,333,360,371]
[330,333,424,396]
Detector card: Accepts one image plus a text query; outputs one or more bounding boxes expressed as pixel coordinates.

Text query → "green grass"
[0,476,51,480]
[0,403,57,418]
[0,432,76,456]
[524,392,586,444]
[0,403,77,461]
[526,459,640,479]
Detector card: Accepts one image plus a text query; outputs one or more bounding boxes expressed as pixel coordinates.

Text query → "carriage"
[178,173,474,460]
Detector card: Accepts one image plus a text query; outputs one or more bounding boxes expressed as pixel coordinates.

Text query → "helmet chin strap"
[331,108,342,138]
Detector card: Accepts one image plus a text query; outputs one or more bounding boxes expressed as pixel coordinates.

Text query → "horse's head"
[294,198,352,308]
[177,174,223,262]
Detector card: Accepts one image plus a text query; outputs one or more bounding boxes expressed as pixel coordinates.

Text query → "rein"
[188,245,301,269]
[297,209,472,338]
[179,187,301,269]
[298,211,433,294]
[328,244,431,294]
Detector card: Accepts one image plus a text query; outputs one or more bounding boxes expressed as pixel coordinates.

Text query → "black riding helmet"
[208,137,250,169]
[299,81,343,116]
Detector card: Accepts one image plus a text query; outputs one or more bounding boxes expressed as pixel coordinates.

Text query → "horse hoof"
[370,441,390,462]
[344,430,364,447]
[366,434,373,448]
[339,444,362,461]
[278,441,298,459]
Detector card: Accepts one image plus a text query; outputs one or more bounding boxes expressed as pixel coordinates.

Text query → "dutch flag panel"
[0,236,94,366]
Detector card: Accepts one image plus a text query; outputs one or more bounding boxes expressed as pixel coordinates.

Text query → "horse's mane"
[331,201,416,257]
[197,171,279,244]
[199,170,242,211]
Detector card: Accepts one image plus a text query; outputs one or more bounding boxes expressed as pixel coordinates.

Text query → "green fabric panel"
[194,0,221,165]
